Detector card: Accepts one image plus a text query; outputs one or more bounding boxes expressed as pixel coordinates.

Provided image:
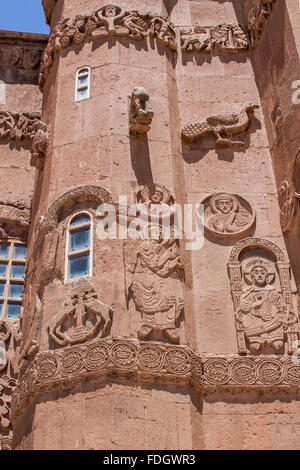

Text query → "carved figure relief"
[203,193,255,237]
[124,185,184,344]
[48,280,113,347]
[228,238,299,355]
[278,150,300,232]
[0,46,43,70]
[248,0,277,48]
[129,87,154,137]
[182,102,259,147]
[0,321,18,450]
[0,111,48,170]
[181,24,249,54]
[39,6,177,91]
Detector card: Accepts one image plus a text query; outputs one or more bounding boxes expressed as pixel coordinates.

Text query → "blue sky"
[0,0,50,34]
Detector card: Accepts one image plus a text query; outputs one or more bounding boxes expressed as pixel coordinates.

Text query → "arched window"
[65,213,93,281]
[75,67,90,102]
[0,240,27,319]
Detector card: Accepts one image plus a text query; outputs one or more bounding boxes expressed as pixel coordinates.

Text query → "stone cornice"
[11,337,300,423]
[0,30,48,73]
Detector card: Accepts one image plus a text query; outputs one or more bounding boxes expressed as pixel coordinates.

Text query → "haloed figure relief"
[124,184,184,344]
[236,259,296,353]
[204,193,255,237]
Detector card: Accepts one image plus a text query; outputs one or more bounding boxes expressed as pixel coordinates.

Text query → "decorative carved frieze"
[39,6,177,91]
[0,204,30,240]
[203,193,255,237]
[124,184,184,344]
[0,321,19,451]
[248,0,277,48]
[182,102,259,147]
[181,24,250,54]
[48,280,113,347]
[10,338,300,425]
[228,238,299,355]
[0,112,48,171]
[129,87,154,137]
[278,150,300,233]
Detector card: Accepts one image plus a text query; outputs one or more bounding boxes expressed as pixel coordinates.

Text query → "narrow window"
[66,213,93,281]
[0,240,27,319]
[75,67,90,102]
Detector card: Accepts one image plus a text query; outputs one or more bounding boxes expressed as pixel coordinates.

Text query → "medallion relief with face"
[203,193,255,237]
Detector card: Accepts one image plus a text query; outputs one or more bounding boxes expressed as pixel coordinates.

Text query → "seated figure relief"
[236,259,297,354]
[204,193,255,237]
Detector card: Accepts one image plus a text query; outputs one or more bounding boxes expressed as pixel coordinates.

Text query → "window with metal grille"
[65,213,93,281]
[75,67,91,102]
[0,240,27,319]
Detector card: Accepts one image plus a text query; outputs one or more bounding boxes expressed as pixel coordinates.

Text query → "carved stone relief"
[129,87,154,137]
[0,321,19,450]
[182,102,259,147]
[39,6,177,91]
[278,149,300,233]
[203,193,255,237]
[0,46,44,70]
[0,111,48,170]
[0,204,30,239]
[228,238,299,355]
[181,24,250,54]
[124,185,184,344]
[248,0,277,48]
[48,280,113,347]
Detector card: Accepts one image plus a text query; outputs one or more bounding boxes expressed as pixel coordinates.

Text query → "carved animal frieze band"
[203,193,255,237]
[228,238,299,355]
[11,338,300,425]
[48,280,113,347]
[278,149,300,233]
[39,5,177,91]
[129,87,154,137]
[182,103,259,147]
[181,24,250,54]
[0,111,48,170]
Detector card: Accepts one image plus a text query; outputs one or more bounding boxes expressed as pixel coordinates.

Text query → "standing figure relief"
[182,102,259,147]
[124,185,184,344]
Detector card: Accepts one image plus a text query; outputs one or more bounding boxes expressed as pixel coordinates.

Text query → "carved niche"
[124,184,184,344]
[248,0,277,48]
[182,102,259,147]
[181,24,249,54]
[48,280,113,347]
[0,111,48,170]
[39,6,177,91]
[129,87,154,137]
[278,149,300,233]
[228,238,299,355]
[203,193,255,237]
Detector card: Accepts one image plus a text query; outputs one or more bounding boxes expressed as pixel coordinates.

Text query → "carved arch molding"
[39,1,277,91]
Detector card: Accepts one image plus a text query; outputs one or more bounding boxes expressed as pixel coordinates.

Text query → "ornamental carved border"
[0,112,48,171]
[278,149,300,233]
[11,337,300,424]
[39,5,177,91]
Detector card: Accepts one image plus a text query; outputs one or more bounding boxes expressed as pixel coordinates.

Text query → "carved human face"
[105,6,117,17]
[251,266,268,287]
[216,197,233,214]
[149,189,163,204]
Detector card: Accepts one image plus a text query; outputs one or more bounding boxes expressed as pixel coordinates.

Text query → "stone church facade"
[1,0,300,450]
